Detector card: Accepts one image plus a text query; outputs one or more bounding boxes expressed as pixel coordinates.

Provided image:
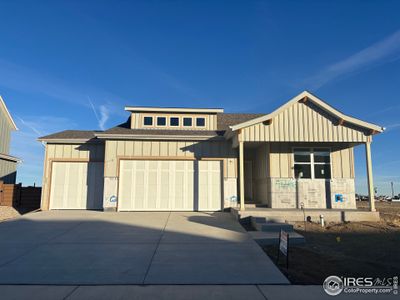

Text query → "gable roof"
[0,96,18,130]
[229,91,384,134]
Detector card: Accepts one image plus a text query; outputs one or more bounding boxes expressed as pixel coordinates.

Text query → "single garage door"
[49,162,104,209]
[118,160,222,211]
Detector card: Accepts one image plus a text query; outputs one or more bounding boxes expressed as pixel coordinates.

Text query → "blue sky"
[0,0,399,195]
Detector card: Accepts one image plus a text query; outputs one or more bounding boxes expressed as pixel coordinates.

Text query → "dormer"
[124,106,224,131]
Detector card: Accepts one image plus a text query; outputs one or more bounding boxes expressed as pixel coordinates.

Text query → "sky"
[0,0,399,195]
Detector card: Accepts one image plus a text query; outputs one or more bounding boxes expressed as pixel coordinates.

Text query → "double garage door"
[49,162,104,210]
[118,160,222,211]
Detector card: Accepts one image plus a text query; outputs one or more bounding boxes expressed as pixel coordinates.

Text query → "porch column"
[239,141,245,211]
[365,142,376,212]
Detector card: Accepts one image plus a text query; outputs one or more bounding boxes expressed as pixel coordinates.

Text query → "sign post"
[277,230,289,269]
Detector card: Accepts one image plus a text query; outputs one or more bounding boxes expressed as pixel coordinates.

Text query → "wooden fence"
[0,181,41,209]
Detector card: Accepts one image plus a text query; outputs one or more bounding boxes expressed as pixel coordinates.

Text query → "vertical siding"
[242,101,369,143]
[0,105,13,154]
[0,158,17,183]
[267,143,355,179]
[41,143,105,210]
[104,140,237,178]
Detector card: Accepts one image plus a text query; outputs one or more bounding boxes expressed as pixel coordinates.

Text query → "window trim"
[142,116,153,127]
[195,117,206,128]
[292,147,332,180]
[156,116,167,127]
[169,116,180,127]
[183,117,193,127]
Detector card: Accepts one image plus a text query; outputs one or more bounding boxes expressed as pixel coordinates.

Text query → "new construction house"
[38,91,384,220]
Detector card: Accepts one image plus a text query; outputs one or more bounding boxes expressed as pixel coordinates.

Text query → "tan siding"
[242,101,369,143]
[41,142,105,210]
[266,142,355,180]
[104,140,237,178]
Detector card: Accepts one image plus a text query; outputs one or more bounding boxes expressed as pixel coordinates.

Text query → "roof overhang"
[95,133,223,141]
[37,138,102,144]
[124,106,224,114]
[0,153,21,163]
[0,96,18,130]
[229,91,385,134]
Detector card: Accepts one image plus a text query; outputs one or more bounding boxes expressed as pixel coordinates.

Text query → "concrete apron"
[0,211,288,285]
[231,207,380,223]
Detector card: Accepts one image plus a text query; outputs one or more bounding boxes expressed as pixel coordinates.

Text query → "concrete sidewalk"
[0,285,396,300]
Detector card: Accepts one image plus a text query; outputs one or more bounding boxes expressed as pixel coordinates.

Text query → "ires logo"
[323,276,398,296]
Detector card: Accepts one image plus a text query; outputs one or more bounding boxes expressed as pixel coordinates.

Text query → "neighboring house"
[38,91,384,212]
[0,96,19,184]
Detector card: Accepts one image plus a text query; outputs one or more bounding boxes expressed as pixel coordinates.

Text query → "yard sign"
[277,230,289,269]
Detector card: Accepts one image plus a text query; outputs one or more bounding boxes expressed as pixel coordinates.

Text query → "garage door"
[49,162,104,209]
[118,160,222,211]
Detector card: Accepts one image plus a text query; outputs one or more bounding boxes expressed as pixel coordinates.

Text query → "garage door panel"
[50,162,103,210]
[118,160,221,211]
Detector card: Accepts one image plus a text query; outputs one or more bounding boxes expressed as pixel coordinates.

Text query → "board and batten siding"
[41,143,105,210]
[0,104,13,154]
[241,101,370,143]
[268,143,355,179]
[0,158,17,184]
[104,140,237,178]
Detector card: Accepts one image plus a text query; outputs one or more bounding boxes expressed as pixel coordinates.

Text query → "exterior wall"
[41,142,105,210]
[0,158,17,184]
[130,112,217,131]
[251,142,356,209]
[0,104,13,154]
[252,144,269,205]
[103,139,238,210]
[241,101,370,143]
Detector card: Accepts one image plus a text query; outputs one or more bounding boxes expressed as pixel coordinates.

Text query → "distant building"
[0,96,19,183]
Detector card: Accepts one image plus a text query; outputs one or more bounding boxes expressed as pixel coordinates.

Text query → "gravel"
[0,206,21,222]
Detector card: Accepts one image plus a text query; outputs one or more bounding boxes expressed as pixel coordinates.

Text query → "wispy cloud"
[304,29,400,89]
[384,123,400,132]
[88,97,110,130]
[11,116,78,185]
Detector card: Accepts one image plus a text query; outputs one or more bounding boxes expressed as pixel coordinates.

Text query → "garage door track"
[0,211,288,284]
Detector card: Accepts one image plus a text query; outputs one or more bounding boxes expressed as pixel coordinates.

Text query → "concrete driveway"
[0,211,288,285]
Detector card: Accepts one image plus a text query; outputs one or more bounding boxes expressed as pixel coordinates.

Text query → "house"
[0,96,19,184]
[38,91,384,213]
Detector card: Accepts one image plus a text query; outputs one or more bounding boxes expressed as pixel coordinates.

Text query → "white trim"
[156,116,167,127]
[195,117,206,128]
[125,106,224,113]
[142,116,154,127]
[292,147,332,180]
[183,116,193,127]
[95,133,223,141]
[169,116,181,127]
[0,96,18,130]
[230,91,384,133]
[0,153,21,163]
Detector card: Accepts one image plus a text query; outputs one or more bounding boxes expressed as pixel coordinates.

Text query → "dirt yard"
[262,201,400,284]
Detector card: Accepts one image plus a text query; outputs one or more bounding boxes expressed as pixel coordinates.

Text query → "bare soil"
[262,201,400,284]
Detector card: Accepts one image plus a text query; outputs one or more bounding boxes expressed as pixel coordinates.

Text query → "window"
[313,148,331,179]
[157,117,166,126]
[294,148,331,179]
[170,117,179,127]
[143,116,153,126]
[196,117,205,127]
[183,117,192,127]
[294,149,311,179]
